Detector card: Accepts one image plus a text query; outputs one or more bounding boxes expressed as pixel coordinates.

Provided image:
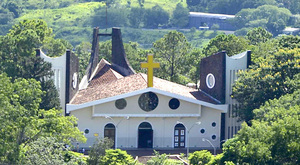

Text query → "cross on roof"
[141,54,160,87]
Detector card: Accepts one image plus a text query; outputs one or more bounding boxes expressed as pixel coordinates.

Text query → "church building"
[39,27,250,151]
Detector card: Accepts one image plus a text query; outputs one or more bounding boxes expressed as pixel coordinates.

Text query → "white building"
[41,27,250,152]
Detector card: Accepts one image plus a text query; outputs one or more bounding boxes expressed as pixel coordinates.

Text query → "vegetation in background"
[87,138,114,165]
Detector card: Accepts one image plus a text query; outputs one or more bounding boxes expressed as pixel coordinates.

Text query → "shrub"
[87,137,113,165]
[99,149,136,165]
[188,150,213,165]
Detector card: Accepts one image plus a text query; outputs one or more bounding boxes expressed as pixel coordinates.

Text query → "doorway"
[174,123,185,148]
[138,122,153,148]
[104,123,116,148]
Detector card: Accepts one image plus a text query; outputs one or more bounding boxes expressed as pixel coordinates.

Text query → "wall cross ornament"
[141,54,160,87]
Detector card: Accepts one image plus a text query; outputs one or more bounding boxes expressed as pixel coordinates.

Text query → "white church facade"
[39,27,250,151]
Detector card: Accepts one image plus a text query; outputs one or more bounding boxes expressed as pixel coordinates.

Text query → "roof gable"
[67,87,227,113]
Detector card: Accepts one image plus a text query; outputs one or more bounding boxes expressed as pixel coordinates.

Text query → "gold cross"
[141,54,160,87]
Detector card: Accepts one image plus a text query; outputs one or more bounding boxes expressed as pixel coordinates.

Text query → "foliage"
[0,74,86,164]
[75,41,92,80]
[92,6,129,28]
[246,27,273,45]
[233,5,292,35]
[144,5,169,28]
[152,31,192,84]
[99,149,136,165]
[0,19,69,110]
[87,137,114,165]
[128,7,145,28]
[232,48,300,122]
[222,90,300,164]
[22,137,87,165]
[188,150,213,165]
[170,3,189,28]
[164,159,184,165]
[147,150,168,165]
[64,150,87,165]
[201,34,249,57]
[187,0,276,14]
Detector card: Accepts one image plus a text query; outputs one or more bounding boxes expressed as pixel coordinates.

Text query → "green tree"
[152,31,191,84]
[233,5,292,35]
[202,34,249,57]
[144,5,169,28]
[0,19,70,110]
[22,137,87,165]
[222,89,300,164]
[232,48,300,122]
[170,3,189,28]
[246,27,273,45]
[129,7,145,28]
[0,74,86,164]
[75,41,92,80]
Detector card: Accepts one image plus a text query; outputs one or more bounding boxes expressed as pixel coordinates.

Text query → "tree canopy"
[232,48,300,122]
[152,31,192,84]
[0,74,86,164]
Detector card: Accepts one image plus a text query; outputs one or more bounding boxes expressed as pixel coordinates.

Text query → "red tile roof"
[71,72,219,105]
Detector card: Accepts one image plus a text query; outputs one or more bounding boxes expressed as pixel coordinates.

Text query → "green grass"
[15,0,218,49]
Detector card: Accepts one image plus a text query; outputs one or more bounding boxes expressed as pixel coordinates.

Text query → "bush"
[147,150,168,165]
[164,159,184,165]
[99,149,136,165]
[188,150,213,165]
[87,137,113,165]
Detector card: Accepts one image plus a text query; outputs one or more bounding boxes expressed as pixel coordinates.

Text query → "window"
[115,98,127,110]
[200,129,205,134]
[84,128,89,134]
[169,98,180,110]
[212,122,216,127]
[211,135,217,140]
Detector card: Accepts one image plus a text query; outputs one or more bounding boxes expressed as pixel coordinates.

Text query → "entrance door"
[174,124,185,148]
[104,123,116,148]
[138,122,153,148]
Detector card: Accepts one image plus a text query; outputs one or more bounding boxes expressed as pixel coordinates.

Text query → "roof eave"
[66,87,228,113]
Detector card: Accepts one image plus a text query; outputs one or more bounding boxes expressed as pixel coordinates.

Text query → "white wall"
[40,51,66,111]
[70,93,222,149]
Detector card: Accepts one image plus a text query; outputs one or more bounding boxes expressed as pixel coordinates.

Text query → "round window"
[212,135,217,140]
[200,129,205,134]
[212,122,216,127]
[115,98,127,110]
[169,98,180,110]
[206,73,215,89]
[84,129,89,134]
[138,92,159,112]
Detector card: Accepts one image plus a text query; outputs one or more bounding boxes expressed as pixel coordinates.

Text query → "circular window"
[72,72,78,89]
[84,128,89,134]
[212,135,217,140]
[169,98,180,110]
[200,129,205,134]
[206,73,215,89]
[115,98,127,109]
[212,122,216,127]
[138,92,159,112]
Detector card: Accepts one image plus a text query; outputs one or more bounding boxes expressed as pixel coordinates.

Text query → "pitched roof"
[71,72,220,105]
